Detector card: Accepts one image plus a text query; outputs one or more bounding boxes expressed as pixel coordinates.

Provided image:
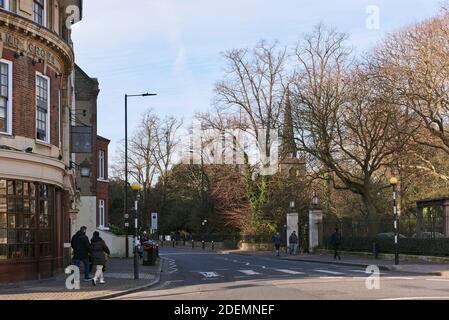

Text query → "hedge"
[324,236,449,257]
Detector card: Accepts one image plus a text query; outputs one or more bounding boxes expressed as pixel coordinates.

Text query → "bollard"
[202,240,205,250]
[192,240,194,249]
[161,240,164,247]
[211,241,214,251]
[372,241,378,259]
[172,240,175,248]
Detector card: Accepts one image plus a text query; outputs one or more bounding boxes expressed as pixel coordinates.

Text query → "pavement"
[225,250,449,277]
[0,257,162,300]
[114,248,449,300]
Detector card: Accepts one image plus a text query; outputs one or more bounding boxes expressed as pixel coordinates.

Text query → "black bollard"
[192,240,194,249]
[202,240,205,250]
[211,241,214,251]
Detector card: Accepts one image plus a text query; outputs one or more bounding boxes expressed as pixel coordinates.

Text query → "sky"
[71,0,444,160]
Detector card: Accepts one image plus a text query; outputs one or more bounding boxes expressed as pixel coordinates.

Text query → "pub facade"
[0,0,82,283]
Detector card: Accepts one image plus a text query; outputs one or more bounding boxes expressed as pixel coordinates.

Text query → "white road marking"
[314,269,344,275]
[381,297,449,300]
[348,269,387,275]
[245,263,250,266]
[274,269,306,275]
[386,277,415,280]
[199,272,221,278]
[238,270,261,275]
[426,279,449,282]
[319,276,344,279]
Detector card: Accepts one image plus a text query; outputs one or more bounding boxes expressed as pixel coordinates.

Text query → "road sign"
[151,212,158,230]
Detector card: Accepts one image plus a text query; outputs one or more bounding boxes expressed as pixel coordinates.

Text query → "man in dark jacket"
[71,226,92,280]
[330,228,341,260]
[289,231,299,255]
[273,232,282,256]
[91,231,110,286]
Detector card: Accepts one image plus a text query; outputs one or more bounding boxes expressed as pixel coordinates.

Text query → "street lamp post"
[131,182,142,279]
[124,93,156,258]
[202,220,207,250]
[390,177,399,265]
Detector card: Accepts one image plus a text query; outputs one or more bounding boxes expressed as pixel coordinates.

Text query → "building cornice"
[0,10,75,73]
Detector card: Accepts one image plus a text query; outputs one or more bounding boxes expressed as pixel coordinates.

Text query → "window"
[99,150,105,179]
[0,180,53,260]
[99,200,105,228]
[36,74,50,142]
[0,0,9,10]
[33,0,45,26]
[0,60,11,135]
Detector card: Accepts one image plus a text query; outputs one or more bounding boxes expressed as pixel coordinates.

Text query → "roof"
[97,135,111,143]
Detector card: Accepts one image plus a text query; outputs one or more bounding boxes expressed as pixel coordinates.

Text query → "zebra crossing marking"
[238,270,261,275]
[274,269,306,275]
[314,269,344,275]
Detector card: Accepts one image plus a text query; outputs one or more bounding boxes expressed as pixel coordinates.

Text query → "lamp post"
[131,182,142,279]
[202,220,207,249]
[312,191,319,209]
[124,93,156,258]
[390,177,399,265]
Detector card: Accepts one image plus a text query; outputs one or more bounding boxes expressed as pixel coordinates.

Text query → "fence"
[322,216,449,257]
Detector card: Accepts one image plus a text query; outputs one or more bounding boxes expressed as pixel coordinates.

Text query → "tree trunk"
[361,193,380,237]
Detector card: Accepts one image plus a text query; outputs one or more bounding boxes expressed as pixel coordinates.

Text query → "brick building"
[0,0,83,283]
[72,64,110,241]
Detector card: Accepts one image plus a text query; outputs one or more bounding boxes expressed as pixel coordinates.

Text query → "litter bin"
[143,242,158,266]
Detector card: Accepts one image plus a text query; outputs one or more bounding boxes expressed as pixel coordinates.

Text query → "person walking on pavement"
[71,226,92,281]
[90,231,110,286]
[289,231,299,255]
[273,232,282,256]
[330,228,341,260]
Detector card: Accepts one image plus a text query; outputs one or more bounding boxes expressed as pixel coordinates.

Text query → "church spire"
[281,87,297,160]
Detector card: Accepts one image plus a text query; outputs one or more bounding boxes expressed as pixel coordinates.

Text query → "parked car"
[376,232,407,239]
[411,232,446,239]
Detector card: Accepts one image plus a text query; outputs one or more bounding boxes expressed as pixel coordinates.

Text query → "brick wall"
[3,48,62,147]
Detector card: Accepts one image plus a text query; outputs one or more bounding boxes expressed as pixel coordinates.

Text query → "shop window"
[0,179,54,260]
[36,73,50,142]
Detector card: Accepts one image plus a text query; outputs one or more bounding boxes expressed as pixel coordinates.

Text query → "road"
[114,248,449,300]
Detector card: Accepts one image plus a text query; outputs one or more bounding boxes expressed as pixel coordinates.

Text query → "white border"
[0,59,13,136]
[35,71,51,143]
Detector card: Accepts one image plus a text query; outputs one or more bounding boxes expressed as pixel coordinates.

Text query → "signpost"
[151,213,158,240]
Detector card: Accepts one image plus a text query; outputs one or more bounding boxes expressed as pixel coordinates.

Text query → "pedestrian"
[289,231,299,255]
[330,228,341,260]
[90,231,110,286]
[273,232,282,256]
[71,226,92,281]
[140,231,149,244]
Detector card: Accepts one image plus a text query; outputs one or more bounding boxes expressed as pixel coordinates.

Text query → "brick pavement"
[0,258,161,300]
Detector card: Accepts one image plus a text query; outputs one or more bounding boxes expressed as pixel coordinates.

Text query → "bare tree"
[291,25,414,235]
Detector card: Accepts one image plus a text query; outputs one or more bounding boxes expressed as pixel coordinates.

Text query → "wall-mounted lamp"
[32,58,43,66]
[55,72,63,78]
[14,52,24,59]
